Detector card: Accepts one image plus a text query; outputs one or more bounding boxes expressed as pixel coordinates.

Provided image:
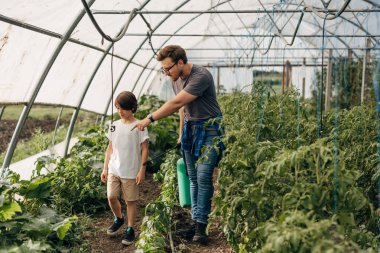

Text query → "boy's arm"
[101,141,112,183]
[136,140,149,185]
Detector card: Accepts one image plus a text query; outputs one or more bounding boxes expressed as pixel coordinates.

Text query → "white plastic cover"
[0,0,378,114]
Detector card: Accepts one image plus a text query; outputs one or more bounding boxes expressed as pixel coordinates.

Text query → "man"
[133,45,224,244]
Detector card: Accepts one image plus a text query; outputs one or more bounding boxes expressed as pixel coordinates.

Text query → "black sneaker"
[122,227,135,245]
[107,217,124,235]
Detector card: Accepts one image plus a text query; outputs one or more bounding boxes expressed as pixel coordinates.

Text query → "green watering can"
[177,158,191,207]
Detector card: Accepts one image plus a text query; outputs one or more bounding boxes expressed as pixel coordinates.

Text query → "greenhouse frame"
[0,0,380,252]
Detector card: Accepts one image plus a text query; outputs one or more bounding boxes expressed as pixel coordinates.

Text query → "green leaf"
[0,202,22,221]
[52,216,77,240]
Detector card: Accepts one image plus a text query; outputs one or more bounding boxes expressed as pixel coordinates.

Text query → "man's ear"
[177,59,184,66]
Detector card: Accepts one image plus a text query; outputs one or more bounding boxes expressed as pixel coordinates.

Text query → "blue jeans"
[183,132,220,224]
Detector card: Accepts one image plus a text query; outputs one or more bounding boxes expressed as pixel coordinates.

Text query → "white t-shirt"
[106,119,149,179]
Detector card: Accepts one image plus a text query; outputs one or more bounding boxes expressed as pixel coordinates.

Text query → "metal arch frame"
[362,0,380,9]
[117,1,380,101]
[284,2,380,47]
[62,0,151,156]
[305,13,360,58]
[249,4,360,58]
[0,14,152,71]
[1,0,96,170]
[135,2,358,97]
[163,3,364,59]
[122,33,379,38]
[101,0,192,118]
[139,47,378,50]
[207,2,376,58]
[134,0,266,98]
[137,0,304,96]
[340,13,379,46]
[91,9,380,14]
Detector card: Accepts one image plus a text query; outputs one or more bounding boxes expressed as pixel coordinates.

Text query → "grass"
[0,105,101,165]
[1,105,74,121]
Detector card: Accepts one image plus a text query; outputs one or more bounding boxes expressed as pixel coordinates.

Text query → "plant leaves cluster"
[214,82,379,252]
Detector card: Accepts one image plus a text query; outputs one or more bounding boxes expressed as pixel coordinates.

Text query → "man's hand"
[136,167,146,185]
[131,118,151,131]
[101,169,107,183]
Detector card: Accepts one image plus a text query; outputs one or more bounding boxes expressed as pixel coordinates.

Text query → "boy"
[101,91,149,246]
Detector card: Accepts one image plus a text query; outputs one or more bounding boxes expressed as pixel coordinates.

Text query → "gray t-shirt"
[172,65,221,121]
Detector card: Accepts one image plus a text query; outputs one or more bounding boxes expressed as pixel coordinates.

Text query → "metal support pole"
[0,106,5,121]
[124,33,379,38]
[64,109,78,157]
[1,0,96,170]
[325,49,333,110]
[52,107,63,146]
[361,38,372,104]
[100,114,107,125]
[91,8,380,14]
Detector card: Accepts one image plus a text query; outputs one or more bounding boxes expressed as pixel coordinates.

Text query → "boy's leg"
[106,174,124,235]
[121,179,139,245]
[107,174,123,217]
[126,201,137,227]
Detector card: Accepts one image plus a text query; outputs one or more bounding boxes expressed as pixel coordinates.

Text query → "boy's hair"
[115,91,138,113]
[156,45,188,64]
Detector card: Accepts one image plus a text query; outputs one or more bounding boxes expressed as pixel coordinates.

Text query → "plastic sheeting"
[0,0,379,114]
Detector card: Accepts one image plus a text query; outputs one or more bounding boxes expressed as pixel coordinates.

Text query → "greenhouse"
[0,0,380,252]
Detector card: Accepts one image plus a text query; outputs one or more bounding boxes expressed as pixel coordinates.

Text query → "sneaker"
[122,227,135,246]
[107,217,124,235]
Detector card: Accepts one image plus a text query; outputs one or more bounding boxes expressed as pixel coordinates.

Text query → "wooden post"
[325,49,333,110]
[282,63,285,94]
[361,38,371,104]
[217,66,220,94]
[302,58,306,99]
[347,49,352,62]
[282,60,292,94]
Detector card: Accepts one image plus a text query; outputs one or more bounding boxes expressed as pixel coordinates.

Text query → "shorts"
[107,173,139,202]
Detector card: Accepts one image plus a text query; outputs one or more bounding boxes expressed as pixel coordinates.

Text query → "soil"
[0,119,61,153]
[83,170,233,253]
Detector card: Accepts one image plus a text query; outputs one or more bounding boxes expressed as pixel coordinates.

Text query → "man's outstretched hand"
[131,117,151,131]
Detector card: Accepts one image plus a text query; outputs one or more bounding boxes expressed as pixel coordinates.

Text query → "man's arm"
[153,90,196,121]
[132,90,197,131]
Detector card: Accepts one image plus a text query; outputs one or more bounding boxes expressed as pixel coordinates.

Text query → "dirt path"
[83,172,161,252]
[84,171,233,253]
